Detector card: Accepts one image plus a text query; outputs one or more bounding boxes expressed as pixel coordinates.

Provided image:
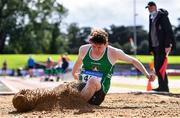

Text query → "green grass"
[0,54,78,69]
[136,55,180,64]
[0,54,180,69]
[118,55,180,64]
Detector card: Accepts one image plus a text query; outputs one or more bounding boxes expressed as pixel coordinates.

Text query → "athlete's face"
[91,43,107,55]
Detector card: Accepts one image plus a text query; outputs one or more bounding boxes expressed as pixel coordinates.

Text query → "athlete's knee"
[88,78,100,85]
[87,78,101,90]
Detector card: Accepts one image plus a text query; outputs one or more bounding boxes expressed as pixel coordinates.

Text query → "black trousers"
[153,47,169,91]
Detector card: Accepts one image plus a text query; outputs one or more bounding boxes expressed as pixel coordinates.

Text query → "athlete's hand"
[72,72,79,80]
[150,51,154,55]
[147,73,156,82]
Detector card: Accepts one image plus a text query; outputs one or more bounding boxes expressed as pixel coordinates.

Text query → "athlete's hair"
[89,28,108,44]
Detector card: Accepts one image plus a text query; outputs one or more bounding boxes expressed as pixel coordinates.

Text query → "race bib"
[81,70,103,83]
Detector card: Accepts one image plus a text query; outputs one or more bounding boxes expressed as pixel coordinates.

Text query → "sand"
[1,89,180,117]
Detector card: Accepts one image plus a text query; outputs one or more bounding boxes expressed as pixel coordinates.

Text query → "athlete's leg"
[80,78,101,101]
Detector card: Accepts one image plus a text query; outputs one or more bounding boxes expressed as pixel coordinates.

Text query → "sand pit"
[1,82,180,117]
[12,82,89,112]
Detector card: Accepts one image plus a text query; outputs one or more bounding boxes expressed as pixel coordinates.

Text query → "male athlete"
[72,28,155,105]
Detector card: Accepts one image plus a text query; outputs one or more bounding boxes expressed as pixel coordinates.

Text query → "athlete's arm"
[112,48,154,81]
[72,45,89,80]
[72,57,82,80]
[72,50,83,80]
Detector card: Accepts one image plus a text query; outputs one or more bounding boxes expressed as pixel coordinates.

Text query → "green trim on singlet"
[79,46,114,94]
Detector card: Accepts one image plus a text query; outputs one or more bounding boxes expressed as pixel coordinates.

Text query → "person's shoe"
[152,88,160,92]
[152,88,169,92]
[159,89,169,92]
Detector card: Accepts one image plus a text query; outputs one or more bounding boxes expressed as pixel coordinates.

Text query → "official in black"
[146,1,176,92]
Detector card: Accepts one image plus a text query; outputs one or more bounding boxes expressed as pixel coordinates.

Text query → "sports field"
[0,54,180,69]
[0,55,180,117]
[0,74,180,117]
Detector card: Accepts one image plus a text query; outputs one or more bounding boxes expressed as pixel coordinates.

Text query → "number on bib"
[81,70,103,83]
